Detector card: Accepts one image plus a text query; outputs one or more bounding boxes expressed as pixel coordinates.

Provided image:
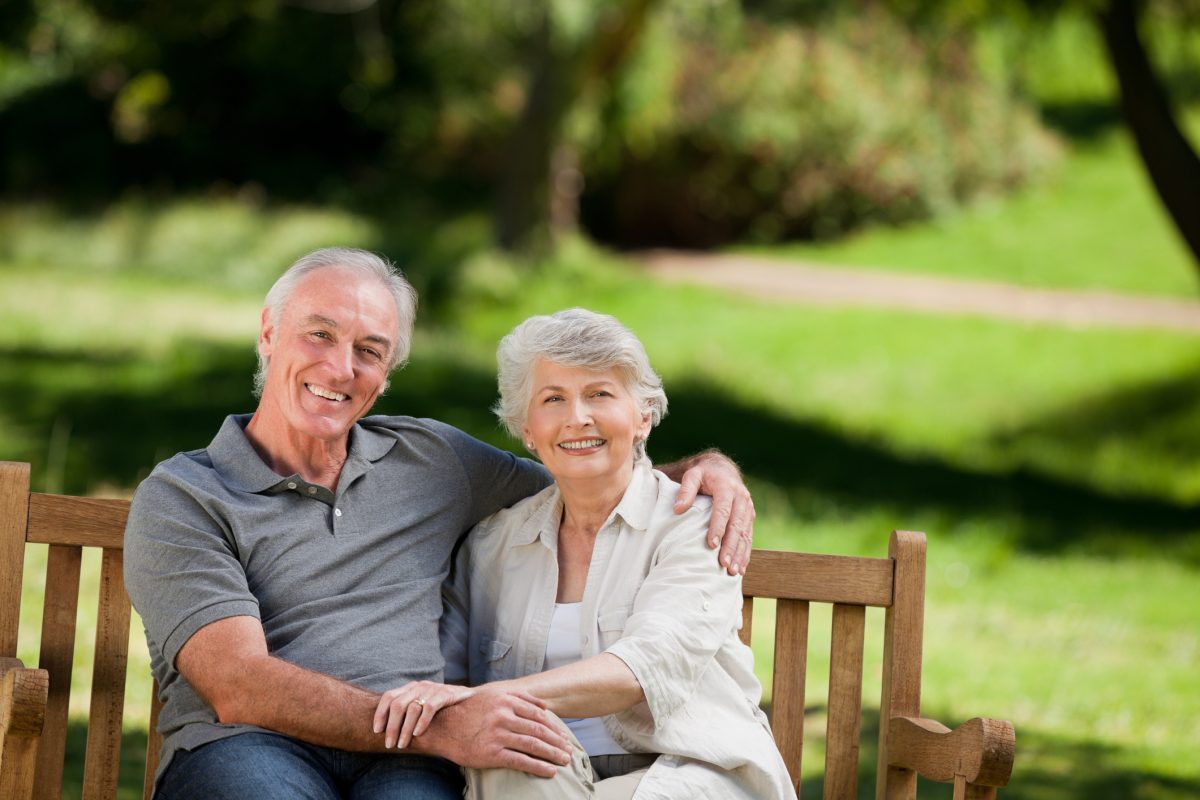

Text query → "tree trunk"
[494,12,564,253]
[494,0,656,254]
[1097,0,1200,269]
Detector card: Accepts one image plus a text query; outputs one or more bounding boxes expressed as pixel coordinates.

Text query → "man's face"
[256,266,399,444]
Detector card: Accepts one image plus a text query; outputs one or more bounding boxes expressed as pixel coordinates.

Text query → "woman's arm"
[492,652,643,719]
[375,653,642,750]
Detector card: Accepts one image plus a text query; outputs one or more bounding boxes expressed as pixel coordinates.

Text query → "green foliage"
[581,8,1061,247]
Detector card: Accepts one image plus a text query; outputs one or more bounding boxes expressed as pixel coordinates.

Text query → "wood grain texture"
[0,462,32,656]
[825,603,866,799]
[0,661,48,800]
[888,716,1015,789]
[27,494,130,550]
[772,598,809,791]
[81,549,131,800]
[33,545,83,800]
[877,531,927,800]
[743,549,894,607]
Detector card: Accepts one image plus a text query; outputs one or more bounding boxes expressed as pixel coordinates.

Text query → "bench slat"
[824,603,866,799]
[33,544,83,800]
[144,685,164,800]
[743,549,894,607]
[772,598,809,791]
[0,462,32,655]
[739,597,753,646]
[27,494,129,550]
[82,549,131,800]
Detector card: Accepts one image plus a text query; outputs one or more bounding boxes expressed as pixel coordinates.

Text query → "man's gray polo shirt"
[123,413,550,781]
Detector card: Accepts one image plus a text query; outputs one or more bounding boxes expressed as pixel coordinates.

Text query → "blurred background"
[2,0,1198,797]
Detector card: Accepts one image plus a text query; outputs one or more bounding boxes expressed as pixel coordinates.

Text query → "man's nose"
[327,343,355,381]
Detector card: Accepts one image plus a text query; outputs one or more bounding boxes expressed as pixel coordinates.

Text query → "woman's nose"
[567,398,593,426]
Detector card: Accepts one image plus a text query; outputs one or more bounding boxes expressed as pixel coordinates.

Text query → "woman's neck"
[555,466,634,539]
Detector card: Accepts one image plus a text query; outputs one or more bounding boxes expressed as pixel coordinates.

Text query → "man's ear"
[257,307,275,359]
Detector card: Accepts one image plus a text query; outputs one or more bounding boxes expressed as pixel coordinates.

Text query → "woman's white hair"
[494,308,668,462]
[253,247,418,397]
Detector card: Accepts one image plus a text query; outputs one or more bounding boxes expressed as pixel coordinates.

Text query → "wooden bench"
[0,459,1015,799]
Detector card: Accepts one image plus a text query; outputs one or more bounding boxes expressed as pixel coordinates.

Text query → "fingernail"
[709,538,719,547]
[723,555,731,566]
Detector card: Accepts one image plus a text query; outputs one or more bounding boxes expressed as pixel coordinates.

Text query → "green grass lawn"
[5,83,1200,796]
[7,236,1199,798]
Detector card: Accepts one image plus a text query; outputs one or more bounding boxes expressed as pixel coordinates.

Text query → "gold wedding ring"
[415,697,426,707]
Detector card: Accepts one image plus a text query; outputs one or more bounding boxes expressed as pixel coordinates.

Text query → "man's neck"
[243,411,350,491]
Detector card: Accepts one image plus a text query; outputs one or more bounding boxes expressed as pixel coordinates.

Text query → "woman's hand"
[373,680,476,749]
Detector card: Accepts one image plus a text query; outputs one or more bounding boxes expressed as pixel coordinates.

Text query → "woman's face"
[523,358,652,486]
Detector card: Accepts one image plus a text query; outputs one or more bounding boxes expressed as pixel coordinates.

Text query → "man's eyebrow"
[304,314,340,328]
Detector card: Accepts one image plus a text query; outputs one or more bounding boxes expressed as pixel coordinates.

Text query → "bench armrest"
[887,714,1016,792]
[1,657,50,800]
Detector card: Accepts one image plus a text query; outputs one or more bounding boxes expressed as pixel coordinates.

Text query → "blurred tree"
[1096,0,1200,269]
[493,0,656,253]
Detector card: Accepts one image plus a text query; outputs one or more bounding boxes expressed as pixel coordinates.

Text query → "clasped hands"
[373,680,571,776]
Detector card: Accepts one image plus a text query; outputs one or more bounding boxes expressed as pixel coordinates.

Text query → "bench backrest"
[1,460,926,799]
[1,462,162,800]
[741,538,926,797]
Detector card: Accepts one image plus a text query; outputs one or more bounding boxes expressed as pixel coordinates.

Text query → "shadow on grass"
[85,712,1200,800]
[757,704,1199,800]
[1037,100,1126,142]
[3,340,1198,558]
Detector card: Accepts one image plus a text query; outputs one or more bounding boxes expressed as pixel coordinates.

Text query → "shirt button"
[703,600,711,611]
[308,487,317,494]
[335,508,343,517]
[287,482,297,490]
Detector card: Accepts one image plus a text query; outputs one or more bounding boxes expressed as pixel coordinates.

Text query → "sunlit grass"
[741,130,1199,297]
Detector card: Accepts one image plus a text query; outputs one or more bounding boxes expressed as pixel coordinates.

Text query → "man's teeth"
[559,439,604,450]
[306,384,348,402]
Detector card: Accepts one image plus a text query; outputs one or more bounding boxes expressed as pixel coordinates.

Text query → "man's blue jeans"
[155,732,464,800]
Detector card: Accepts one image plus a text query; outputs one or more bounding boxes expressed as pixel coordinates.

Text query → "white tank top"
[544,602,629,756]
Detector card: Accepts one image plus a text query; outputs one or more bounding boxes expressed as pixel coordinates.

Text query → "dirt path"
[640,251,1200,334]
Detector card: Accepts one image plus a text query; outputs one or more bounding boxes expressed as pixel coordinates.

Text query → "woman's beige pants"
[464,723,649,800]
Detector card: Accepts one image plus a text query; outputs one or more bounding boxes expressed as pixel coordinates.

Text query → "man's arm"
[658,449,755,575]
[176,615,570,775]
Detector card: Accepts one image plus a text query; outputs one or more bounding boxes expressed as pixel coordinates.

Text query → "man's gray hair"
[494,308,667,462]
[253,247,418,397]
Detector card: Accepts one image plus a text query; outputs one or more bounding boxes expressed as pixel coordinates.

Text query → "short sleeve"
[123,467,261,672]
[426,420,551,525]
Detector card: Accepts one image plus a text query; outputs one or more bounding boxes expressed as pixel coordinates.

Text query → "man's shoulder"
[468,483,557,543]
[358,414,470,444]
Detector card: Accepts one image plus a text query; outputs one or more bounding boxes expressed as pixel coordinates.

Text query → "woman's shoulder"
[467,481,560,546]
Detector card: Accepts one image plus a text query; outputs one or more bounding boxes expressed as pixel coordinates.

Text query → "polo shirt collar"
[207,413,399,495]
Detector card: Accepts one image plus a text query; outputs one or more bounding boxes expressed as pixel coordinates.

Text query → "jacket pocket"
[596,606,630,650]
[478,637,512,682]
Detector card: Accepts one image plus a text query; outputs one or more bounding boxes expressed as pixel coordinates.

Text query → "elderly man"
[124,247,755,800]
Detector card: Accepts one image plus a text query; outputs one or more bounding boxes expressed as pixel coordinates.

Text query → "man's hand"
[670,450,755,575]
[417,688,571,777]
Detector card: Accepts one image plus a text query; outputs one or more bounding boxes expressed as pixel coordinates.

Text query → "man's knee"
[156,733,337,800]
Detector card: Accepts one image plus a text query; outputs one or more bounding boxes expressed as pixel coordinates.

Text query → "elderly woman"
[376,308,796,799]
